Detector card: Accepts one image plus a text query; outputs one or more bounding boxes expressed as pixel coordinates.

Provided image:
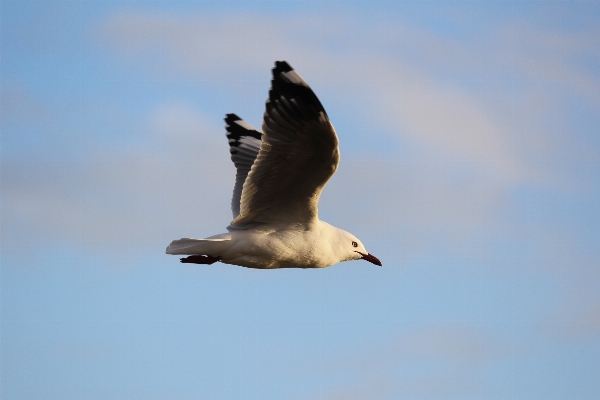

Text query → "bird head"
[334,228,382,267]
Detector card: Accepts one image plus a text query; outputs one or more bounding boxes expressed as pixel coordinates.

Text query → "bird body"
[166,61,381,269]
[167,221,368,269]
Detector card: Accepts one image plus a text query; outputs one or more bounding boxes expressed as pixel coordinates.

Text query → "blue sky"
[2,1,600,399]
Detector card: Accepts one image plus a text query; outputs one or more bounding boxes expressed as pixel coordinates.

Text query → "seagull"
[166,61,381,269]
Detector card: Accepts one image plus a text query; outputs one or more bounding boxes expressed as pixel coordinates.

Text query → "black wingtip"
[267,60,327,118]
[224,114,262,145]
[273,61,293,75]
[225,113,241,124]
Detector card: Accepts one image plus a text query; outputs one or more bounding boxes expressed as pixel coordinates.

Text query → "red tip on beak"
[356,252,382,266]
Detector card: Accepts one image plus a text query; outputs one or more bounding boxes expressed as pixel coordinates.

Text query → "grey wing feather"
[224,114,262,219]
[230,61,339,228]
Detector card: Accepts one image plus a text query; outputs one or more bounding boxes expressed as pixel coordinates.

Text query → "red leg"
[180,255,221,265]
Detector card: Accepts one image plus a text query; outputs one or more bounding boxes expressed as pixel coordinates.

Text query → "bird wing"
[224,113,262,219]
[229,61,339,228]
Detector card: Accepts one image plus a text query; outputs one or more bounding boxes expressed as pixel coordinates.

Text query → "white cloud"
[97,9,600,189]
[77,9,600,175]
[498,22,600,105]
[1,103,234,256]
[97,12,325,80]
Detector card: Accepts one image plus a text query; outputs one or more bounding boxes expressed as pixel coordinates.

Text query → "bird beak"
[356,252,382,266]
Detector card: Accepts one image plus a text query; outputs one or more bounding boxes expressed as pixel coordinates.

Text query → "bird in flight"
[166,61,381,269]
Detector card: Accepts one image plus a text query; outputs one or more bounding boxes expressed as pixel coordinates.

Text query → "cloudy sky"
[2,1,599,399]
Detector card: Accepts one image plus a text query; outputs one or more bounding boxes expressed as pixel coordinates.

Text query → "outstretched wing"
[230,61,339,228]
[224,113,262,219]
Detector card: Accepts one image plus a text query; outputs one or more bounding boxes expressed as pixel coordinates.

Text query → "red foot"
[180,255,221,265]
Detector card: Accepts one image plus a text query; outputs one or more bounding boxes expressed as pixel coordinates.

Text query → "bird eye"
[352,241,358,248]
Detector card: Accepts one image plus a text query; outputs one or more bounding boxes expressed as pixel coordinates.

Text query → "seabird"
[166,61,381,269]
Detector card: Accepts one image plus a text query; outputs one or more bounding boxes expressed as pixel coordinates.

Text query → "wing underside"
[230,61,339,228]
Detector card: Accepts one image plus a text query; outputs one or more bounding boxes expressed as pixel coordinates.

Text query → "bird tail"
[165,236,231,255]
